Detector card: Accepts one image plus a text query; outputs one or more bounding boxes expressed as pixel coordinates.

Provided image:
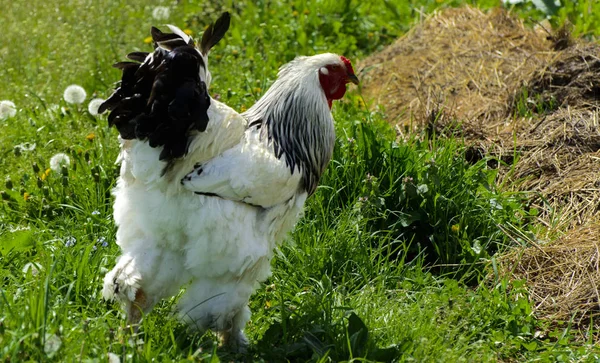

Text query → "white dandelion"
[63,85,87,104]
[108,352,121,363]
[44,334,62,358]
[152,6,170,20]
[88,98,105,116]
[0,100,17,120]
[50,153,71,172]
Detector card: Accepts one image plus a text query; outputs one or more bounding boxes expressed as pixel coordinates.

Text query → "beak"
[347,73,360,85]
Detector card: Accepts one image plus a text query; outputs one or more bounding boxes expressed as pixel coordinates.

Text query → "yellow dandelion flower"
[240,105,247,112]
[183,29,193,35]
[23,192,30,201]
[253,87,262,94]
[303,9,310,15]
[451,224,460,233]
[144,36,153,44]
[265,300,272,309]
[86,132,95,141]
[292,10,299,17]
[41,168,51,181]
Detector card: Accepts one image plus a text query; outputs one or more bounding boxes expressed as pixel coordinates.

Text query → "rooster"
[100,12,359,351]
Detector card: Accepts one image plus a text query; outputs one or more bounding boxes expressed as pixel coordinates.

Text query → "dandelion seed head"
[63,85,87,104]
[44,334,62,358]
[108,352,121,363]
[87,98,105,116]
[0,100,17,120]
[50,153,71,172]
[152,6,170,20]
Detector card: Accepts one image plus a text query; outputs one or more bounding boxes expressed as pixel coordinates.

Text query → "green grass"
[2,0,600,361]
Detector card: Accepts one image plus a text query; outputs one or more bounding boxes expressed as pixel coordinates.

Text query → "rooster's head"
[316,54,359,108]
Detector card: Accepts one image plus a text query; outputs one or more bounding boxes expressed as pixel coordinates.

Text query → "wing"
[99,13,231,164]
[181,131,302,208]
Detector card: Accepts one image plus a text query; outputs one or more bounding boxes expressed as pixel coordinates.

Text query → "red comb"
[340,56,355,74]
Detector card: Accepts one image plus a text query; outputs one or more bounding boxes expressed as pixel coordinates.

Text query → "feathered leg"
[103,248,184,327]
[103,255,152,327]
[176,280,253,353]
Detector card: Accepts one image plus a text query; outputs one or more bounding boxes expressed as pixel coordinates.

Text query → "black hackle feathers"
[99,12,230,163]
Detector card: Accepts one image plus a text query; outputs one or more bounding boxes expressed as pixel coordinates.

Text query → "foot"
[219,329,249,353]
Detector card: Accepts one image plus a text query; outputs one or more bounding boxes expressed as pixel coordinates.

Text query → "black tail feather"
[127,52,149,62]
[200,12,230,55]
[113,61,140,70]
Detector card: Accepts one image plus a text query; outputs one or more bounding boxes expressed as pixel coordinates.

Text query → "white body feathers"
[103,99,307,338]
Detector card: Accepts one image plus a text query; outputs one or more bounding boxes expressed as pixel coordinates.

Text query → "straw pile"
[359,6,600,230]
[359,6,553,130]
[359,6,600,334]
[499,224,600,332]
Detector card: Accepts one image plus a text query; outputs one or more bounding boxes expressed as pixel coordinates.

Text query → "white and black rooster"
[100,12,359,351]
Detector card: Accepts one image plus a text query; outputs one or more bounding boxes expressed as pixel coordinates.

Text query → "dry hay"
[491,43,600,230]
[359,6,600,230]
[359,6,553,128]
[360,6,600,332]
[498,223,600,333]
